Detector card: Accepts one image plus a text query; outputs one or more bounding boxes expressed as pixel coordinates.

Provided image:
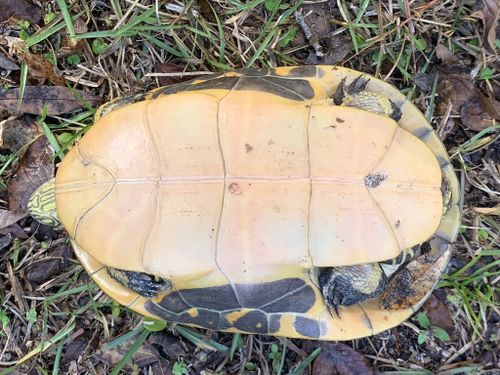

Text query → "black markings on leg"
[106,267,171,298]
[319,265,387,315]
[381,268,415,309]
[333,76,369,105]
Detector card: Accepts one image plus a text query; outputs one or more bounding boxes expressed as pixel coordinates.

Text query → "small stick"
[294,10,324,57]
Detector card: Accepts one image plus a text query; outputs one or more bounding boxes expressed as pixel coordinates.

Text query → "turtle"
[28,65,460,340]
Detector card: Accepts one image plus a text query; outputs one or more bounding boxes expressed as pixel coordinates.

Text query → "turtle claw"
[333,76,368,105]
[333,76,402,121]
[318,264,387,317]
[107,267,171,298]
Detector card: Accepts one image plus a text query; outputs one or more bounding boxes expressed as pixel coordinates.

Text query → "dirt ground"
[0,1,498,374]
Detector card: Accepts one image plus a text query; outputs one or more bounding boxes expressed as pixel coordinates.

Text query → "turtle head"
[28,178,61,227]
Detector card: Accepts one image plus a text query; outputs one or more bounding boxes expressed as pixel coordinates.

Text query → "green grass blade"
[57,0,76,38]
[110,328,150,375]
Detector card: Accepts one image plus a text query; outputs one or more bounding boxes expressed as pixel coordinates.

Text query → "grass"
[0,0,498,374]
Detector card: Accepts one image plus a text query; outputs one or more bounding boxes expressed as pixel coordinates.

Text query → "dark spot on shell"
[395,220,400,229]
[232,310,268,334]
[269,315,281,333]
[228,183,243,195]
[245,143,253,153]
[293,316,321,338]
[336,117,345,123]
[286,66,318,77]
[364,173,387,188]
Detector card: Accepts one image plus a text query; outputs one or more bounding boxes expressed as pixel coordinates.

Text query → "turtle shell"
[55,66,460,340]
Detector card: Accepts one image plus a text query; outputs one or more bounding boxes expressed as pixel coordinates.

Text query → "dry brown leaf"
[436,72,476,115]
[0,0,43,24]
[422,292,455,338]
[8,136,54,213]
[472,0,500,52]
[59,18,89,57]
[0,86,102,115]
[16,51,66,86]
[479,93,500,120]
[148,332,187,359]
[0,116,40,153]
[198,0,217,22]
[0,51,19,71]
[436,43,459,64]
[435,68,499,131]
[25,244,72,284]
[0,209,26,229]
[461,96,495,131]
[312,342,378,375]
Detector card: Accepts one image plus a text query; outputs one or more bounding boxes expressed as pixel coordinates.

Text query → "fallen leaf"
[132,341,160,367]
[0,51,20,71]
[461,96,495,131]
[0,116,40,153]
[197,0,217,22]
[96,346,127,367]
[414,72,438,92]
[16,51,66,86]
[438,118,457,141]
[0,86,102,115]
[0,223,28,239]
[59,18,88,57]
[97,339,161,369]
[0,0,43,24]
[436,43,459,64]
[148,332,187,360]
[0,233,13,251]
[308,34,352,65]
[471,0,500,52]
[8,136,54,213]
[312,342,378,375]
[0,209,26,229]
[61,329,94,365]
[192,348,225,373]
[479,93,500,120]
[24,244,72,284]
[422,292,455,338]
[436,71,476,115]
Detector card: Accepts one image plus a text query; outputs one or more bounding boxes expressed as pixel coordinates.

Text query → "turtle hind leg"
[318,263,387,315]
[333,76,402,121]
[107,267,171,298]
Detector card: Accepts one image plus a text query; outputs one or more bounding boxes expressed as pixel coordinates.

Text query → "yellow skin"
[28,66,460,340]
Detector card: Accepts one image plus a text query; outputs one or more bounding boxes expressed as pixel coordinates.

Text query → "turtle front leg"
[318,263,387,315]
[107,267,171,298]
[333,76,402,121]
